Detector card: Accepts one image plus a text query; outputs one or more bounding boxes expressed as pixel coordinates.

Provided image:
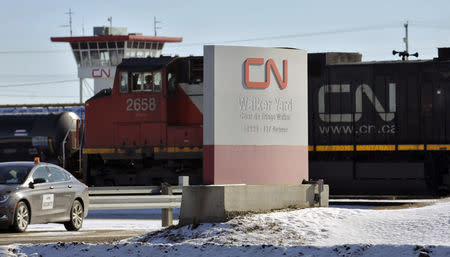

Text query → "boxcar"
[308,49,450,195]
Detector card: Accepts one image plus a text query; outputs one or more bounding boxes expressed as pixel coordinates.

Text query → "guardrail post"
[178,176,189,186]
[302,179,324,207]
[161,182,173,227]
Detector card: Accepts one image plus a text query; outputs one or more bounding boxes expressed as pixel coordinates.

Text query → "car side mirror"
[29,178,46,188]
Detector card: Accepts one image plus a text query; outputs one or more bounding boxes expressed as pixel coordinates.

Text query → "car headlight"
[0,195,9,203]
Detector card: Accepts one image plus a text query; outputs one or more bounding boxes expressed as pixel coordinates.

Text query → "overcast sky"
[0,0,449,104]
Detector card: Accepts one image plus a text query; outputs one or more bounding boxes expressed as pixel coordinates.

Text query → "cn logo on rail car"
[318,83,396,123]
[244,58,288,89]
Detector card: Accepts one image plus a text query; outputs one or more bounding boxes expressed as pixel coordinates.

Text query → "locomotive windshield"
[119,71,162,93]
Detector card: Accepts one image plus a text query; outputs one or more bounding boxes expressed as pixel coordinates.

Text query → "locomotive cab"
[83,56,203,186]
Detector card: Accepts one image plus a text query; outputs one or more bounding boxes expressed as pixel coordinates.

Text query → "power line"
[0,50,68,54]
[0,23,403,54]
[0,74,76,77]
[176,23,399,46]
[412,24,450,30]
[0,80,78,88]
[0,94,78,99]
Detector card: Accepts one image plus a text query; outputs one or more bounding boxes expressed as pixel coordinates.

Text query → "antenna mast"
[66,8,73,36]
[393,21,418,61]
[61,8,74,36]
[107,17,112,35]
[403,21,409,60]
[154,16,162,36]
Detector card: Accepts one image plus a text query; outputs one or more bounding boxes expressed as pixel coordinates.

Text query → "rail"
[87,176,189,227]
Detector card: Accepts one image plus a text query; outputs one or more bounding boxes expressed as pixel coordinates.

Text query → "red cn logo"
[92,68,111,78]
[244,58,288,89]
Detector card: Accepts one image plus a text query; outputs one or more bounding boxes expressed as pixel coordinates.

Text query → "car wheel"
[64,200,83,231]
[12,201,29,233]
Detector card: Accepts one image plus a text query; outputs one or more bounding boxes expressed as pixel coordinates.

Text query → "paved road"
[0,209,179,245]
[0,229,148,245]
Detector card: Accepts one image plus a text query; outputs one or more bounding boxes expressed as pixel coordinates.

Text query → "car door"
[47,166,74,218]
[28,166,54,223]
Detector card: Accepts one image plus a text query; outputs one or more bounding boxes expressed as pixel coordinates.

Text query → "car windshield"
[0,165,32,184]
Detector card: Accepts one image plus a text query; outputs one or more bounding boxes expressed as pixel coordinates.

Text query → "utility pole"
[79,78,83,104]
[403,21,409,60]
[154,16,162,36]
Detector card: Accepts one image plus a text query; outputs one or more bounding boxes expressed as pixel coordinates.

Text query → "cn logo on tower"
[92,68,111,78]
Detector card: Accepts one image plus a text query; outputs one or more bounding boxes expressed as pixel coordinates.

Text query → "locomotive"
[1,48,449,195]
[82,56,204,186]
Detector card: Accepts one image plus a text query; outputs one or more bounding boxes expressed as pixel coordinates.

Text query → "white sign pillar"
[203,45,308,185]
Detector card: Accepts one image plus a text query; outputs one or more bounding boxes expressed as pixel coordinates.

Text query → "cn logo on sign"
[92,68,111,78]
[244,58,288,89]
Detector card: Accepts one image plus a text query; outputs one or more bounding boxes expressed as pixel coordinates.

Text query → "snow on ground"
[1,199,449,257]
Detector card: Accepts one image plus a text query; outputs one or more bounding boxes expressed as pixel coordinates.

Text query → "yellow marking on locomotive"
[398,144,424,151]
[310,144,449,151]
[426,144,450,151]
[356,145,396,151]
[316,145,354,151]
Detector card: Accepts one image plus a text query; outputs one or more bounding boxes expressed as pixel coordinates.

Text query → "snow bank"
[1,199,449,257]
[127,199,450,247]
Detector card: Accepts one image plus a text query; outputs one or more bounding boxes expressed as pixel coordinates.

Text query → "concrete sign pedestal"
[179,184,329,225]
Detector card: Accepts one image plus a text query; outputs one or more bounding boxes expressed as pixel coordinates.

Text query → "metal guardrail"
[87,176,189,214]
[88,186,183,196]
[89,195,182,210]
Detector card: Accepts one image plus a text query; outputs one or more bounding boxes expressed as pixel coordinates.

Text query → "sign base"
[179,184,329,226]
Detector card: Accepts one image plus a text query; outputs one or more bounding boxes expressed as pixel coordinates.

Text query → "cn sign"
[92,68,111,78]
[244,58,288,89]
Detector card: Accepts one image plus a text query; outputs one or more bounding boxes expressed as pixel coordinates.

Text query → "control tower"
[51,26,182,102]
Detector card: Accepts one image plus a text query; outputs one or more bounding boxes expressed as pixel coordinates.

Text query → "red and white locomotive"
[82,56,204,185]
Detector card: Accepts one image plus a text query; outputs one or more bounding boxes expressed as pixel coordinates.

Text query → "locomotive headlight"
[0,195,9,204]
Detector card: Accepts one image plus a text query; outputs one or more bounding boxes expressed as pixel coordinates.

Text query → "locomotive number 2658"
[126,97,156,112]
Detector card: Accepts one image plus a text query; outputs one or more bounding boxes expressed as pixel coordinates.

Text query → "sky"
[0,0,449,104]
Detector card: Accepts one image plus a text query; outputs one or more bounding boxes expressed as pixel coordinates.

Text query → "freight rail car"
[308,49,450,195]
[0,111,81,172]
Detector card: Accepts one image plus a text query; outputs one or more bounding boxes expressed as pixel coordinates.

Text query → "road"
[0,230,147,245]
[0,209,180,245]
